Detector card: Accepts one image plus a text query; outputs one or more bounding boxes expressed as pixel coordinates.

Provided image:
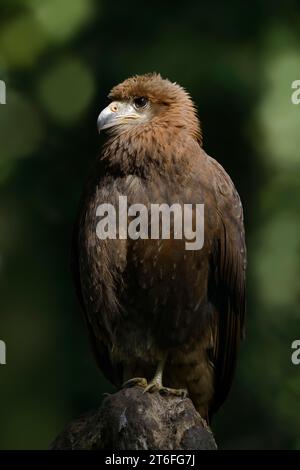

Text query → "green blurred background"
[0,0,300,450]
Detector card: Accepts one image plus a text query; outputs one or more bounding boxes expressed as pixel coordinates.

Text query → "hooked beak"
[97,101,140,133]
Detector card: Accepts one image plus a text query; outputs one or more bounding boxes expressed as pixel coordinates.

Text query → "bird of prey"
[72,73,246,422]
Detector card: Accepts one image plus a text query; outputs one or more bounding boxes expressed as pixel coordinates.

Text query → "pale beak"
[97,101,140,133]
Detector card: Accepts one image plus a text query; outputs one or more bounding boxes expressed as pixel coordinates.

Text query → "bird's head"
[97,73,202,145]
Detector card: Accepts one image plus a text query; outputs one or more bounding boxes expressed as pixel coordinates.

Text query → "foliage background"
[0,0,300,449]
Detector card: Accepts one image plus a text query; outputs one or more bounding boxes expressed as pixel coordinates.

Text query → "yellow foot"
[122,377,148,389]
[143,382,188,398]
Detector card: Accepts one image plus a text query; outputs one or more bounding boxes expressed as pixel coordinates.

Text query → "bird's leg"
[143,356,165,391]
[144,355,188,398]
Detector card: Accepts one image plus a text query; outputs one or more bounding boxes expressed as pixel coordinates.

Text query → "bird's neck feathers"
[100,124,202,178]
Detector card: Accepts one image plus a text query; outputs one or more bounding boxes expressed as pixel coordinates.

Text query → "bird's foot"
[143,382,188,398]
[122,377,148,389]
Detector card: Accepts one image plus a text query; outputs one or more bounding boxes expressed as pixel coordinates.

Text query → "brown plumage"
[72,73,246,422]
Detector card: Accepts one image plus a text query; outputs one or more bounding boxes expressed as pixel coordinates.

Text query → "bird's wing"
[207,156,246,415]
[71,208,120,386]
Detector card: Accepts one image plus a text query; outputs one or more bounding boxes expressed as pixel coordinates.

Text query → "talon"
[181,389,188,398]
[122,377,148,389]
[143,382,158,394]
[159,386,188,398]
[143,382,188,398]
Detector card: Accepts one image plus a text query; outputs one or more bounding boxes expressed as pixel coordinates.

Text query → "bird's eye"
[133,96,148,109]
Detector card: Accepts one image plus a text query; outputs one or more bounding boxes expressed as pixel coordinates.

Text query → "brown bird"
[72,73,246,422]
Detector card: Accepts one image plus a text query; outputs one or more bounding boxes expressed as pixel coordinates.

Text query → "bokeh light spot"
[258,49,300,169]
[0,14,47,68]
[32,0,95,44]
[37,57,96,125]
